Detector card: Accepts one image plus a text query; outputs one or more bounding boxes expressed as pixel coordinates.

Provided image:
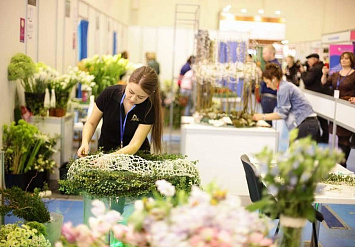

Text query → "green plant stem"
[279,226,303,247]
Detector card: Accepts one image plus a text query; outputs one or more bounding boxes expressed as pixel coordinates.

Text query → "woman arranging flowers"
[253,63,319,141]
[77,66,163,157]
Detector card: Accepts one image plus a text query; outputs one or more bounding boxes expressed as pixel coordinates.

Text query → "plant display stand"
[30,114,74,180]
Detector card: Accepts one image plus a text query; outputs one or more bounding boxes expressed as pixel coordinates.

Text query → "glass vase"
[278,214,307,247]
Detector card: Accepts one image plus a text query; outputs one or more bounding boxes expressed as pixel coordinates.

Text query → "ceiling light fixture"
[275,10,281,15]
[241,8,247,13]
[258,9,264,14]
[254,16,262,22]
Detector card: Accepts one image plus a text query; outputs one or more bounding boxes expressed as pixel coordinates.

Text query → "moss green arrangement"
[321,173,355,186]
[8,53,36,91]
[0,187,50,223]
[59,152,200,199]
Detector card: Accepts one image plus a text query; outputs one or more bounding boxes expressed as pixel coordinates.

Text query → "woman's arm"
[253,112,282,121]
[111,124,152,155]
[77,104,103,157]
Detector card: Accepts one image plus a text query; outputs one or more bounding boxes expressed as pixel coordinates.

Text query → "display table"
[30,114,74,180]
[181,123,279,196]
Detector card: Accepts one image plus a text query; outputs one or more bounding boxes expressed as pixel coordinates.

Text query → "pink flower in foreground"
[61,222,77,243]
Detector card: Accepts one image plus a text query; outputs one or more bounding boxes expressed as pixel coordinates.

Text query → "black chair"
[241,154,324,246]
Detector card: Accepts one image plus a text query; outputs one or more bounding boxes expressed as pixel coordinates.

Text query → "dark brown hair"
[340,52,355,68]
[262,63,282,80]
[129,66,162,153]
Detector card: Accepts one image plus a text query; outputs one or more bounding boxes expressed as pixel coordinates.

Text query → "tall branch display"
[193,30,258,127]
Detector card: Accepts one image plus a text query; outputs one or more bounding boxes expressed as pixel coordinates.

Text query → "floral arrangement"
[57,181,274,247]
[30,62,59,93]
[79,54,131,98]
[194,109,256,128]
[51,66,95,94]
[8,53,36,88]
[0,222,50,247]
[55,200,122,247]
[59,152,200,199]
[248,130,344,247]
[2,120,58,174]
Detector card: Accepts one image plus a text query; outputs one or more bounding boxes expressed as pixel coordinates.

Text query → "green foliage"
[59,153,200,199]
[247,129,344,220]
[81,54,130,98]
[0,187,50,223]
[25,221,48,237]
[2,120,58,174]
[8,53,36,81]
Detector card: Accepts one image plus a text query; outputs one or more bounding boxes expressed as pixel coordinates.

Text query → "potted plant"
[0,222,51,247]
[0,187,63,246]
[2,120,58,191]
[8,54,58,115]
[248,130,344,247]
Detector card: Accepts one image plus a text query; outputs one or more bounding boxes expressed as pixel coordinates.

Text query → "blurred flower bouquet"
[79,54,131,98]
[249,130,344,247]
[57,180,273,247]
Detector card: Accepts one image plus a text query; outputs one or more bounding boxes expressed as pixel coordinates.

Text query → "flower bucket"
[278,214,307,247]
[44,212,64,246]
[5,173,28,190]
[55,108,67,117]
[25,92,45,115]
[49,108,56,116]
[55,92,69,110]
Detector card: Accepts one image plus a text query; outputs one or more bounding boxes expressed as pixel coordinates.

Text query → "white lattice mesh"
[67,153,199,179]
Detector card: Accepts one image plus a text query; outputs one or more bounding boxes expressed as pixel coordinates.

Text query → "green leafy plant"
[0,222,50,247]
[0,187,50,223]
[2,120,58,174]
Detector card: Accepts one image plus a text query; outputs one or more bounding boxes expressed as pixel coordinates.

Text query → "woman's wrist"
[262,114,266,121]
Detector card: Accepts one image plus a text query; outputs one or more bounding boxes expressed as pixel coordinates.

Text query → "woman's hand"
[253,113,263,121]
[349,97,355,104]
[77,142,89,157]
[322,66,329,75]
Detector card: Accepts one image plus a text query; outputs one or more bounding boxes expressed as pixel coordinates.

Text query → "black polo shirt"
[96,85,154,152]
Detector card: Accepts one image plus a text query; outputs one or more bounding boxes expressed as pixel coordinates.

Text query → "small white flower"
[155,180,175,197]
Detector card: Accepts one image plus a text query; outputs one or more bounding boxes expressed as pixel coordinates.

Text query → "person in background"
[284,55,300,86]
[260,45,280,125]
[77,66,163,157]
[253,63,319,141]
[178,56,195,88]
[146,52,160,75]
[121,51,129,60]
[180,68,195,116]
[321,51,355,167]
[300,53,332,144]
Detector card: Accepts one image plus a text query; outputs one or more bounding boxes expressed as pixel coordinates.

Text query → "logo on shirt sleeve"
[131,114,140,122]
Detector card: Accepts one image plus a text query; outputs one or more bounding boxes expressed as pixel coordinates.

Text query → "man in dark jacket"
[300,53,332,143]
